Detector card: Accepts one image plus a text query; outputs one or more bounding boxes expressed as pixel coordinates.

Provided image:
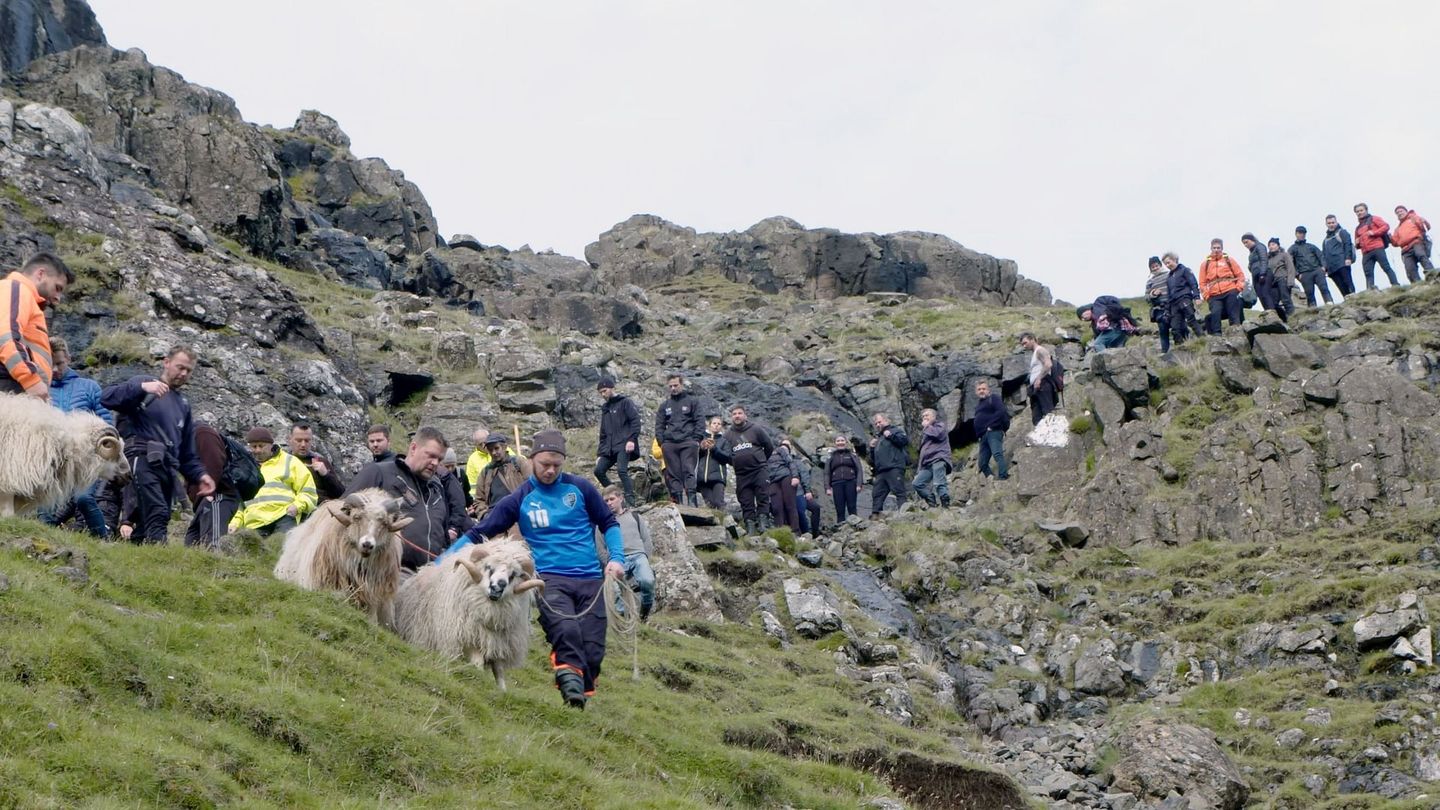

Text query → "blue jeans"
[978,431,1008,479]
[911,460,951,505]
[620,553,655,616]
[1093,328,1128,349]
[40,481,109,537]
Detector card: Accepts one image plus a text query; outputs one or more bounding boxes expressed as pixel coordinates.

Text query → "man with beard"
[724,404,775,535]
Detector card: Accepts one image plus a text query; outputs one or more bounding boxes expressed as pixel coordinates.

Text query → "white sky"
[88,1,1439,304]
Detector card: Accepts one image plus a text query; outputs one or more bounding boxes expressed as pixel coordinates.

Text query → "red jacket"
[1355,215,1391,253]
[1394,211,1431,250]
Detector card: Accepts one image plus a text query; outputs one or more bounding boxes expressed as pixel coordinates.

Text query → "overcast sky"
[89,1,1439,304]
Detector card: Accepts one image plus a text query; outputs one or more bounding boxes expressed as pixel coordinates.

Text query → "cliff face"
[0,0,104,77]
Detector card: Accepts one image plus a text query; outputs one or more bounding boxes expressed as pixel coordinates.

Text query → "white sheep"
[0,393,125,516]
[392,539,545,690]
[273,489,408,626]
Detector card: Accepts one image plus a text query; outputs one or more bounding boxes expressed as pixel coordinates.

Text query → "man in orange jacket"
[1,252,72,399]
[1197,238,1246,335]
[1393,205,1434,283]
[1354,202,1400,291]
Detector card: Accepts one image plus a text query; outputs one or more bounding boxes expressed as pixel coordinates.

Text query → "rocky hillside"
[4,2,1440,807]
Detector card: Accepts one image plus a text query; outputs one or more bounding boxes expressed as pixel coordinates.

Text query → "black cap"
[1296,225,1307,234]
[1241,232,1257,243]
[1147,256,1161,267]
[596,375,616,390]
[483,432,508,446]
[531,429,567,457]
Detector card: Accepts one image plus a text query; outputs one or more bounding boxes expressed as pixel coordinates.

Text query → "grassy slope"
[0,519,1014,809]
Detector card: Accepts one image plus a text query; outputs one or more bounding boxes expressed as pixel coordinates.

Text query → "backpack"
[221,435,263,501]
[1049,353,1066,394]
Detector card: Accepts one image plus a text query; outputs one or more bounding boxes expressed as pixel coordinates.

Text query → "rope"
[536,574,642,681]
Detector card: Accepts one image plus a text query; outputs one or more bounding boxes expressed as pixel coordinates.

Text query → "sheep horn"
[388,516,414,531]
[96,435,122,462]
[467,543,492,562]
[330,503,353,527]
[453,556,484,584]
[513,577,546,595]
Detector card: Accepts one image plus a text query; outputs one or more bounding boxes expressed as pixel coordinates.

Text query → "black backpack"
[221,435,263,501]
[1050,354,1066,395]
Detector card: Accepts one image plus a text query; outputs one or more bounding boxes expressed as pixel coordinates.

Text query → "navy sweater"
[101,375,205,481]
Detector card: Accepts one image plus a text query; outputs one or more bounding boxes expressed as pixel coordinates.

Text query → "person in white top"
[1020,333,1056,425]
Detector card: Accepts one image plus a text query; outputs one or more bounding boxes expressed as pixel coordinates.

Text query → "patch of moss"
[84,330,149,365]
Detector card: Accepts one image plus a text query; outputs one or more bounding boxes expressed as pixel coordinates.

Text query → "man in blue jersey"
[459,429,624,709]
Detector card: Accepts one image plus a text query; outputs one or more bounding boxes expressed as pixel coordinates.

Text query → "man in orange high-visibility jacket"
[1,252,72,399]
[1197,238,1246,335]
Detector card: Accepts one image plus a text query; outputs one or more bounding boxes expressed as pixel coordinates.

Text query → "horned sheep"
[392,539,545,690]
[273,489,408,625]
[0,392,125,517]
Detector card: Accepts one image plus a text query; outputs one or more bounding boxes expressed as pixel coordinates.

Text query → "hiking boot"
[639,602,652,623]
[940,497,952,508]
[556,671,587,710]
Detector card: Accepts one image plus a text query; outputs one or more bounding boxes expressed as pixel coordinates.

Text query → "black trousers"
[1361,248,1399,288]
[734,467,769,524]
[1299,270,1333,306]
[184,495,240,549]
[593,449,636,502]
[660,441,698,501]
[831,479,858,521]
[130,455,178,544]
[1029,377,1057,425]
[536,575,608,694]
[871,469,907,514]
[1327,266,1356,296]
[697,480,725,509]
[768,479,799,532]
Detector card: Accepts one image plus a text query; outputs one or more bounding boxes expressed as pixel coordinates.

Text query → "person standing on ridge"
[1198,238,1246,333]
[973,380,1010,481]
[654,373,705,505]
[1393,205,1434,282]
[1322,214,1357,297]
[1289,227,1332,307]
[1354,202,1400,290]
[1265,237,1296,321]
[1161,253,1201,345]
[825,434,864,522]
[1145,256,1173,353]
[695,415,732,510]
[1020,333,1057,424]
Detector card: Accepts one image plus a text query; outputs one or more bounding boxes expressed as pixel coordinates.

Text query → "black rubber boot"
[556,670,587,710]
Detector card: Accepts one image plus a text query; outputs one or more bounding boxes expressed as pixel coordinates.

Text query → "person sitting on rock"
[1078,295,1133,350]
[973,381,1010,481]
[912,408,953,508]
[229,427,317,537]
[601,485,655,622]
[695,415,732,510]
[825,434,864,523]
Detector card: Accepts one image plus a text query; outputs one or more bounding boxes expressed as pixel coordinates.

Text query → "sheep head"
[453,541,544,601]
[330,492,400,559]
[91,423,127,483]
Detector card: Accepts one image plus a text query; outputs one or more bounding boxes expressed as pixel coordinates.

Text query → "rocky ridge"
[3,4,1440,806]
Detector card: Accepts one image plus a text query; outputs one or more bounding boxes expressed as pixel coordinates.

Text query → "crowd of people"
[2,201,1429,705]
[1078,204,1434,354]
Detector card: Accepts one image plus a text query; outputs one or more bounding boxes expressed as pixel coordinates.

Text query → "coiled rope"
[536,574,642,680]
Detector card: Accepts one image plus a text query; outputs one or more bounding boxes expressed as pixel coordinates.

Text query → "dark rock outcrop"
[0,0,104,77]
[586,214,1051,305]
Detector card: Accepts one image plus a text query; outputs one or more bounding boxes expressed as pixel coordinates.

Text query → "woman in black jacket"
[825,435,864,522]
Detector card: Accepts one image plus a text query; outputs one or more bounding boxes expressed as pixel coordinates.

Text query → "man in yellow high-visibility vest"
[230,427,317,536]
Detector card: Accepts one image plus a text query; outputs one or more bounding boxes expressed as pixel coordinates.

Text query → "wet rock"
[1354,592,1427,651]
[782,578,841,639]
[1108,719,1248,809]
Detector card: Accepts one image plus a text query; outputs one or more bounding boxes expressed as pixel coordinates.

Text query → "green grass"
[0,518,1011,808]
[84,329,150,365]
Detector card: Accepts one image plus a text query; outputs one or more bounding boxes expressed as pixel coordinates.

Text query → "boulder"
[643,506,723,622]
[585,214,1051,304]
[1354,593,1427,651]
[291,109,351,149]
[782,578,842,639]
[1213,354,1257,394]
[1089,347,1151,409]
[432,331,476,371]
[1036,520,1089,547]
[1253,333,1325,379]
[1072,642,1126,696]
[1108,719,1249,809]
[1242,311,1289,344]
